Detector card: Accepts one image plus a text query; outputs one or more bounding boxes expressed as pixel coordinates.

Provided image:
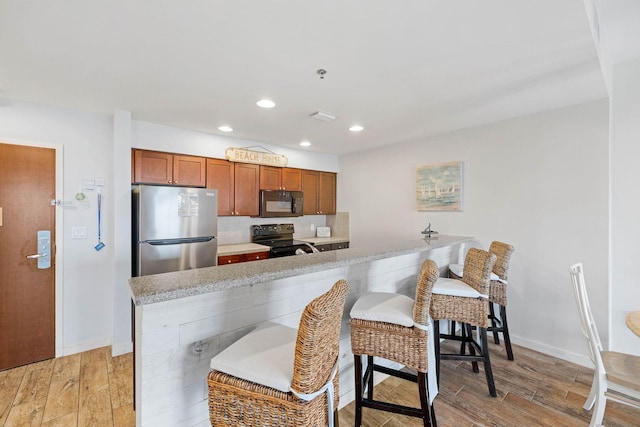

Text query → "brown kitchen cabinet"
[207,159,260,216]
[133,149,206,187]
[315,242,349,252]
[302,170,336,215]
[260,166,302,191]
[218,251,270,265]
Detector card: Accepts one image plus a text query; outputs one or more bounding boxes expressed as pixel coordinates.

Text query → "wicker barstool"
[207,279,349,427]
[449,241,515,360]
[431,248,497,397]
[350,259,440,427]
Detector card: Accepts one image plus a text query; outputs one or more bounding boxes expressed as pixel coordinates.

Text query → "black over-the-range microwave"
[259,190,304,217]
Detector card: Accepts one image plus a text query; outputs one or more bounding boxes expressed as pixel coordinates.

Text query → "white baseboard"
[112,341,133,356]
[63,337,113,356]
[510,334,592,368]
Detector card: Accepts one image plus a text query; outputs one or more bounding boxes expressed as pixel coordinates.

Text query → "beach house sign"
[225,147,288,167]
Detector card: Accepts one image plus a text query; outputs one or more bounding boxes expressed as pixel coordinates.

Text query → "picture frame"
[416,161,463,211]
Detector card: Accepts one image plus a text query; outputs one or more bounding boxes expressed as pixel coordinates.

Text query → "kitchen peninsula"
[129,235,472,426]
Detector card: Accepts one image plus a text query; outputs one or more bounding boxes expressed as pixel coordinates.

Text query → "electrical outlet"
[71,226,87,239]
[310,224,315,231]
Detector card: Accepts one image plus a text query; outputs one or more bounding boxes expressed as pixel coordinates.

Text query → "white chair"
[569,263,640,427]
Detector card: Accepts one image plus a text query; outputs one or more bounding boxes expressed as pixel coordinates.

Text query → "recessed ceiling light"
[257,99,276,108]
[218,126,233,132]
[299,141,312,147]
[349,125,364,132]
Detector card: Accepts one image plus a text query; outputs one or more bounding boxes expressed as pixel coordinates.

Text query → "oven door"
[270,244,314,257]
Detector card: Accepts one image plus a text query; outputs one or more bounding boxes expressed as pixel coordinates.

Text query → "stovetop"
[251,224,315,256]
[251,223,295,238]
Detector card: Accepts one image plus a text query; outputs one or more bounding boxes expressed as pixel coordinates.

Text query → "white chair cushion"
[448,263,464,277]
[448,264,505,283]
[433,277,487,299]
[210,321,297,393]
[349,292,414,327]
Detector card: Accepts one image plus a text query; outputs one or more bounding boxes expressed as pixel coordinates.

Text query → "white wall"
[0,100,115,354]
[338,99,610,364]
[611,57,640,355]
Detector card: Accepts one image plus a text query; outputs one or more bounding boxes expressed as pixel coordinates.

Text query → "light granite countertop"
[129,235,472,306]
[217,243,271,256]
[298,236,349,245]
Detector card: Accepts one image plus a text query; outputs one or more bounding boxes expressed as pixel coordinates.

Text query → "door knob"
[26,253,47,259]
[26,230,51,269]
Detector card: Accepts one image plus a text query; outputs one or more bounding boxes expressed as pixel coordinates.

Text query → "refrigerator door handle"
[142,236,215,246]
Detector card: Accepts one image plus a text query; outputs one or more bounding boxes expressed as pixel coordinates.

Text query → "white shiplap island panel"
[130,235,472,426]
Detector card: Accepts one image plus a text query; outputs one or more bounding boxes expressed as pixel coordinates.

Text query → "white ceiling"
[0,1,610,156]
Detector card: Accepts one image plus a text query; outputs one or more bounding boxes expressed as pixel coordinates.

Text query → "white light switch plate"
[72,226,87,239]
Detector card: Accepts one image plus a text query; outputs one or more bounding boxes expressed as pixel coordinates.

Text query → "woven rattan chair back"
[292,279,349,396]
[461,247,496,296]
[413,259,440,328]
[489,241,514,281]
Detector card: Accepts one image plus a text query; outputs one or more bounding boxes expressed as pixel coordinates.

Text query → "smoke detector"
[309,111,337,122]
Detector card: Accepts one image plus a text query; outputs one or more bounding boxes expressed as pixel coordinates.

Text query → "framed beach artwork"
[416,161,463,211]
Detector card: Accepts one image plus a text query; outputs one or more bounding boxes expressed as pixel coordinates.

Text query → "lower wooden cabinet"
[314,242,349,252]
[218,251,270,265]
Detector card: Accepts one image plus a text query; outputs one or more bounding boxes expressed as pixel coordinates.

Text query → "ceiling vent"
[309,111,337,122]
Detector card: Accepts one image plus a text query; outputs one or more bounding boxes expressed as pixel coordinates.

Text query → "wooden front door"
[0,143,56,371]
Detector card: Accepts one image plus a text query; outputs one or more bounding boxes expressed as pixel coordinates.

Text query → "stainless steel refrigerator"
[132,185,218,276]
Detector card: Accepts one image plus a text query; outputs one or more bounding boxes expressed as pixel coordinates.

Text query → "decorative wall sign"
[225,147,288,167]
[416,161,463,211]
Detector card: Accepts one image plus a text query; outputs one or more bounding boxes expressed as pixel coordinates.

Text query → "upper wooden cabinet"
[302,170,336,215]
[259,166,302,191]
[206,159,234,216]
[234,163,260,216]
[134,149,335,217]
[133,150,206,187]
[207,159,259,216]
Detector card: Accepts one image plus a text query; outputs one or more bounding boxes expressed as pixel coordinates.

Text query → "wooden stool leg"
[354,355,363,427]
[489,303,500,344]
[479,327,497,397]
[500,305,514,361]
[434,320,441,387]
[366,355,374,400]
[465,324,479,373]
[418,372,435,427]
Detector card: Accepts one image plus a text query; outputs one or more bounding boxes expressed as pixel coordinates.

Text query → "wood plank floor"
[0,346,134,427]
[1,341,639,426]
[338,340,640,427]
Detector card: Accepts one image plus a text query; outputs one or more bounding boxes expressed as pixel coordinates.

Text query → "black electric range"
[251,224,316,257]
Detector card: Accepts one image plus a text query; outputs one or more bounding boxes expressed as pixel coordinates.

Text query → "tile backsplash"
[217,212,350,245]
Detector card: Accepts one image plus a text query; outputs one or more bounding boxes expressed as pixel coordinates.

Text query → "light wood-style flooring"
[0,346,134,427]
[339,340,640,426]
[1,341,639,426]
